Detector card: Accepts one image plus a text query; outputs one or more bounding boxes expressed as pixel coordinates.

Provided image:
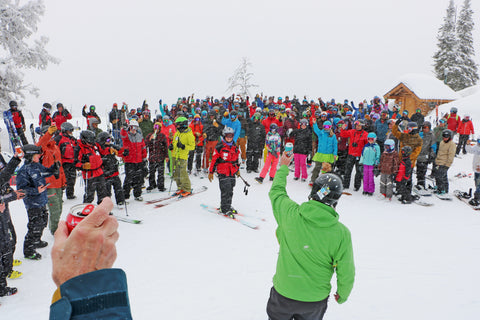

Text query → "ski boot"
[255,177,264,184]
[8,270,22,280]
[12,259,22,267]
[24,252,42,260]
[172,190,184,196]
[0,287,18,297]
[293,177,299,181]
[180,190,192,197]
[269,177,274,181]
[158,186,166,192]
[34,240,48,249]
[134,196,143,202]
[146,186,155,192]
[221,210,235,219]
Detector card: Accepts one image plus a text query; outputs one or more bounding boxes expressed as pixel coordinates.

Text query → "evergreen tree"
[0,0,58,110]
[456,0,479,90]
[226,57,258,98]
[433,0,459,89]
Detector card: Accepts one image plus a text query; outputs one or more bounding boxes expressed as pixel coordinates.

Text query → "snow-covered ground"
[1,144,479,319]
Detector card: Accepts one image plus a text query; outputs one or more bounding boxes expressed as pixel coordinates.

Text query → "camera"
[352,142,358,147]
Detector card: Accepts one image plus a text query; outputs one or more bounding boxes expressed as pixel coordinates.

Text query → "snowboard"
[413,185,433,197]
[453,190,480,210]
[435,193,453,201]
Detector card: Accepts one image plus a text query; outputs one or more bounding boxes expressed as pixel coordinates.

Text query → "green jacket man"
[267,153,355,320]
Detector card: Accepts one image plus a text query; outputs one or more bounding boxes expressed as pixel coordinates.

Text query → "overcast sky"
[22,0,480,117]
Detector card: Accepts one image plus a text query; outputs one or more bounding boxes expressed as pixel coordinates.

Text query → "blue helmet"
[367,132,377,139]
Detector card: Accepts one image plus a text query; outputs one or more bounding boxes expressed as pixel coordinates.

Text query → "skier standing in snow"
[208,127,240,217]
[339,120,368,191]
[169,117,195,196]
[415,121,436,191]
[121,120,147,201]
[359,132,381,196]
[145,122,168,192]
[245,112,266,173]
[290,119,312,182]
[109,103,123,146]
[39,103,52,127]
[311,119,337,185]
[36,125,65,235]
[75,130,108,204]
[0,151,24,296]
[434,129,456,195]
[82,105,101,128]
[188,114,204,175]
[55,122,78,199]
[7,100,28,145]
[96,132,126,206]
[203,110,222,171]
[255,123,282,183]
[456,114,474,156]
[396,146,414,204]
[16,144,59,260]
[267,152,355,320]
[378,139,399,201]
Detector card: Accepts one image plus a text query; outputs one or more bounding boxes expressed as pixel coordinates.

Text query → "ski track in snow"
[1,119,480,319]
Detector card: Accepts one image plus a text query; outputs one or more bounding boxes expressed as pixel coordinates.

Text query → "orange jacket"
[37,132,66,189]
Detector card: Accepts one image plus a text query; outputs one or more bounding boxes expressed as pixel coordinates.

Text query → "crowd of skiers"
[0,93,477,299]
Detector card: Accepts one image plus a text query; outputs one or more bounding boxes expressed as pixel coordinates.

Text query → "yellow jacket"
[171,128,195,160]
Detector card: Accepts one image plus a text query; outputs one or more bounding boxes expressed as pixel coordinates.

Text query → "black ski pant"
[396,179,412,202]
[0,206,15,290]
[188,146,203,172]
[333,149,348,178]
[343,154,363,190]
[435,164,450,193]
[23,206,48,256]
[84,175,108,204]
[17,127,28,145]
[416,161,428,188]
[123,162,144,198]
[105,175,125,205]
[267,287,328,320]
[456,134,469,155]
[148,161,165,189]
[246,148,262,172]
[63,162,77,199]
[218,174,236,213]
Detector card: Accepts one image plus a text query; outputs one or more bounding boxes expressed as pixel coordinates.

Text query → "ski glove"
[177,140,185,149]
[82,162,91,170]
[168,144,174,151]
[208,173,214,182]
[123,149,130,156]
[48,125,57,135]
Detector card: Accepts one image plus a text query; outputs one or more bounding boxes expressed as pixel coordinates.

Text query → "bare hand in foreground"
[279,152,294,167]
[51,197,119,287]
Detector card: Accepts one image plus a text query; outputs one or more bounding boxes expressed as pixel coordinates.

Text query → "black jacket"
[291,127,313,155]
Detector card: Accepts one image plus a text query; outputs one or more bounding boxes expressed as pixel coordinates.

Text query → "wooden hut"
[383,74,460,116]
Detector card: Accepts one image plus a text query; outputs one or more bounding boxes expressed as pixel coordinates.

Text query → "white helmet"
[129,119,139,127]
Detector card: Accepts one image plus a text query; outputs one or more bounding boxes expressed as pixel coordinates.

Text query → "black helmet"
[450,107,458,113]
[80,130,96,145]
[43,102,52,110]
[442,129,453,139]
[270,123,278,132]
[208,109,216,116]
[422,121,432,130]
[407,121,418,134]
[96,131,111,145]
[309,173,343,208]
[9,100,18,108]
[61,122,74,133]
[401,146,412,158]
[23,144,42,161]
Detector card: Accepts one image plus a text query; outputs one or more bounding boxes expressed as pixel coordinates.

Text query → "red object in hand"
[66,204,96,234]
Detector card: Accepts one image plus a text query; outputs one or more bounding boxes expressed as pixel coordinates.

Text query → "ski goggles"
[224,133,234,139]
[323,125,332,130]
[106,138,111,143]
[154,124,161,130]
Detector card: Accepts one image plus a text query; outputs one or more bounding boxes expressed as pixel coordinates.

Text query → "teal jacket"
[359,142,381,166]
[269,165,355,303]
[313,123,338,156]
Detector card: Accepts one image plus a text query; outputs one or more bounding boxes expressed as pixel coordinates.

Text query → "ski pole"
[237,174,250,195]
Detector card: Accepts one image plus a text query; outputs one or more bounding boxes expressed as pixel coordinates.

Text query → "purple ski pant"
[363,165,375,193]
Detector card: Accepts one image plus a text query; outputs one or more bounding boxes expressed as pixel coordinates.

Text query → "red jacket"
[209,140,240,176]
[161,124,176,145]
[457,120,475,135]
[340,128,368,157]
[52,110,72,127]
[262,116,282,134]
[446,113,461,132]
[11,110,25,129]
[189,121,204,147]
[55,133,77,164]
[121,128,147,163]
[75,140,104,179]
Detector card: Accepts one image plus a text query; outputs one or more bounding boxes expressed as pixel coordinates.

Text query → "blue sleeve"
[221,117,228,126]
[350,101,358,111]
[313,122,321,136]
[50,269,132,320]
[332,135,338,156]
[233,121,241,142]
[159,103,166,117]
[375,145,381,163]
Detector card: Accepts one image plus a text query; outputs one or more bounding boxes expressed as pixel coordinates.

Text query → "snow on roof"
[391,73,461,100]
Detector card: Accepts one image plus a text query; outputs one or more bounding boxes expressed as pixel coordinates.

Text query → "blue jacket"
[16,161,55,210]
[221,117,241,142]
[360,143,381,166]
[50,269,132,320]
[313,123,338,156]
[374,119,389,142]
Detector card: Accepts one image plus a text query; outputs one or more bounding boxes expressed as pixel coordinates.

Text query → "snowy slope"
[1,153,480,319]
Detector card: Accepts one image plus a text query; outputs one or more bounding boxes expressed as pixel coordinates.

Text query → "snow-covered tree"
[0,0,59,110]
[455,0,479,90]
[226,57,258,98]
[433,0,459,89]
